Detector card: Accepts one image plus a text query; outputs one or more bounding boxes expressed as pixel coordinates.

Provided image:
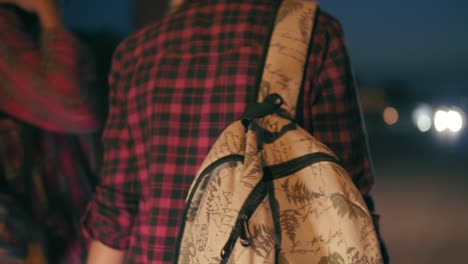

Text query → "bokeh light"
[412,104,432,132]
[434,109,465,133]
[383,107,399,126]
[447,110,463,133]
[434,110,448,132]
[417,115,432,132]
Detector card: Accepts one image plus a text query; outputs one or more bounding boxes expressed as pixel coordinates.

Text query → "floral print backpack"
[175,1,383,263]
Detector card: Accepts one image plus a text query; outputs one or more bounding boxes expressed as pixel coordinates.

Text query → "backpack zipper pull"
[239,214,252,247]
[220,213,253,262]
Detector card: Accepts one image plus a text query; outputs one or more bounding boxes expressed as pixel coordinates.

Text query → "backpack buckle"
[241,94,284,129]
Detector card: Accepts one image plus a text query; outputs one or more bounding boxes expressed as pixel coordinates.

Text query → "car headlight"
[413,104,432,132]
[434,108,464,133]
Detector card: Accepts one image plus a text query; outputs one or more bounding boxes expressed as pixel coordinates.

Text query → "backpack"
[174,1,383,263]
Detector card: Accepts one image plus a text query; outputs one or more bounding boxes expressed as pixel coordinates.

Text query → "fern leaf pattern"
[283,178,325,206]
[318,252,345,264]
[251,224,277,258]
[280,209,301,244]
[347,247,383,264]
[330,193,368,220]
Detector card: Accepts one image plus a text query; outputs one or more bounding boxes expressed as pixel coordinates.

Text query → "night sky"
[321,0,468,94]
[62,0,468,93]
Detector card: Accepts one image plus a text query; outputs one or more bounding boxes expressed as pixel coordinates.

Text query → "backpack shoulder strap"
[258,0,319,120]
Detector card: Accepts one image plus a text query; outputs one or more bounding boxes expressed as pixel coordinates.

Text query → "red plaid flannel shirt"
[0,6,100,263]
[83,0,386,263]
[0,8,100,133]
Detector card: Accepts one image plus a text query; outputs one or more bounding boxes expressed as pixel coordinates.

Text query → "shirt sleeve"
[0,9,100,133]
[305,13,374,195]
[300,12,389,262]
[81,45,141,250]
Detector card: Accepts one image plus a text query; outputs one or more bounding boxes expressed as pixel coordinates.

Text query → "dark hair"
[1,4,40,41]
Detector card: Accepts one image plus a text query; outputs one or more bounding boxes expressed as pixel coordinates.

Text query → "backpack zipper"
[174,154,244,264]
[220,152,340,263]
[220,181,267,263]
[239,214,253,246]
[177,152,339,263]
[220,213,252,262]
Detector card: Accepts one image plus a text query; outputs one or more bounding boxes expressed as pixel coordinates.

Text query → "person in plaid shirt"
[84,0,388,263]
[0,0,101,263]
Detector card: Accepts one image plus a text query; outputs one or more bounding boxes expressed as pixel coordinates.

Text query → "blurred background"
[61,0,467,263]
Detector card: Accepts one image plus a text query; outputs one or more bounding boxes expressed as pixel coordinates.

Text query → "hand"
[87,241,125,264]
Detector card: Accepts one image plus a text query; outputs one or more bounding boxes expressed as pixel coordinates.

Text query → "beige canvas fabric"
[175,1,383,263]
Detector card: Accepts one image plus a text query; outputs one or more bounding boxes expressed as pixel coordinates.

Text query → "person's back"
[84,0,387,263]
